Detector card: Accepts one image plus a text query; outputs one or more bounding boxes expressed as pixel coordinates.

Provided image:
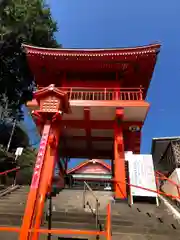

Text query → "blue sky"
[25,0,180,166]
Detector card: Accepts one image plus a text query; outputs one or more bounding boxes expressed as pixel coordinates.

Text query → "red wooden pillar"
[114,108,127,199]
[127,131,136,152]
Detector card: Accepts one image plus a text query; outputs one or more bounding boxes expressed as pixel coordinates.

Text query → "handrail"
[156,171,180,188]
[0,226,106,236]
[83,181,99,201]
[37,87,144,101]
[111,179,180,200]
[106,203,112,240]
[155,171,180,200]
[38,86,144,90]
[0,167,20,176]
[0,167,20,187]
[83,181,101,232]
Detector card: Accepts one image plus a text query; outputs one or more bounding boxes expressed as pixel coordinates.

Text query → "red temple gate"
[19,43,160,239]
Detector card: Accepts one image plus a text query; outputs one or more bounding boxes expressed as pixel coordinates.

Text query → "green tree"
[16,147,37,184]
[0,0,59,47]
[0,0,60,121]
[0,146,37,185]
[0,0,59,179]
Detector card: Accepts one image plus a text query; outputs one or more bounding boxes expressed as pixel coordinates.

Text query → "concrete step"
[0,215,23,226]
[112,233,175,240]
[0,231,96,240]
[50,221,97,230]
[112,224,180,236]
[0,187,180,239]
[50,211,180,232]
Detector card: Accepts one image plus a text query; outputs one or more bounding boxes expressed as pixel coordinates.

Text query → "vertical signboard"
[128,154,157,198]
[125,151,133,162]
[31,124,51,189]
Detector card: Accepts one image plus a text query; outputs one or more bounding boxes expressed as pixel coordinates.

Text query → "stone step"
[0,209,177,229]
[112,233,174,240]
[112,203,180,222]
[50,221,97,230]
[50,213,180,231]
[0,231,96,240]
[0,207,25,214]
[0,187,179,240]
[112,224,180,236]
[50,208,178,222]
[0,216,23,226]
[48,220,180,236]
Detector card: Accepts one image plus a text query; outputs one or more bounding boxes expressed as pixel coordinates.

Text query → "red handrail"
[0,227,106,236]
[1,170,179,239]
[106,203,112,240]
[111,179,180,200]
[155,171,180,187]
[37,87,144,101]
[155,171,180,199]
[0,167,20,176]
[38,86,144,90]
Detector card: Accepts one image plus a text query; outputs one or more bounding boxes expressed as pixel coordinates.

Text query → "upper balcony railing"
[37,87,144,101]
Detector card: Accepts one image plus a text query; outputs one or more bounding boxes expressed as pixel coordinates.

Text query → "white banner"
[129,154,157,197]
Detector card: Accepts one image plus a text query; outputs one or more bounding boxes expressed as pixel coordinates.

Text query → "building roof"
[151,136,180,165]
[23,43,160,57]
[23,43,161,94]
[67,159,111,174]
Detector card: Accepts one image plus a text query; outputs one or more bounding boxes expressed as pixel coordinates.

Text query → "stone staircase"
[0,187,180,239]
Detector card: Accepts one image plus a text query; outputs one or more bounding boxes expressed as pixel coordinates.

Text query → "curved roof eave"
[67,159,111,174]
[23,43,161,57]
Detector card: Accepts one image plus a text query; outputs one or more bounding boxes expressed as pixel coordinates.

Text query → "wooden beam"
[84,107,92,157]
[60,148,113,159]
[61,120,143,130]
[61,136,113,141]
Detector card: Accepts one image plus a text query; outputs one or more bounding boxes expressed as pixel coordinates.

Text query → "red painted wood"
[61,120,143,130]
[63,80,120,88]
[114,108,127,199]
[61,148,113,159]
[84,107,92,156]
[25,44,160,95]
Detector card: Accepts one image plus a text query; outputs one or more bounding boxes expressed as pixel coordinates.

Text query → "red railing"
[0,167,20,176]
[155,171,180,200]
[0,209,110,239]
[106,203,112,240]
[0,165,112,239]
[3,171,180,239]
[0,167,20,189]
[38,87,144,101]
[1,175,179,239]
[113,178,180,201]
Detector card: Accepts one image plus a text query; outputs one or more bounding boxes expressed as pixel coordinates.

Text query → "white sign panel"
[15,147,23,156]
[129,154,157,197]
[125,151,133,162]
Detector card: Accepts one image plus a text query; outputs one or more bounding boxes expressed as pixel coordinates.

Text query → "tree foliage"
[0,0,59,179]
[0,0,59,47]
[0,0,59,121]
[16,147,37,184]
[0,146,37,185]
[0,122,29,148]
[0,36,34,121]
